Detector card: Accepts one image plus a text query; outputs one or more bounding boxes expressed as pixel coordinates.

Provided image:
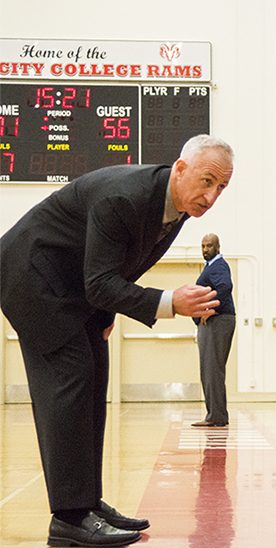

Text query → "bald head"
[201,233,220,262]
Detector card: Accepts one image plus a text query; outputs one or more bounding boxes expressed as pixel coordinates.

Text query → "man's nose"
[204,188,218,205]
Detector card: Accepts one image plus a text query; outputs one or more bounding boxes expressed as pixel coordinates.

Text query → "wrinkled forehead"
[194,149,233,179]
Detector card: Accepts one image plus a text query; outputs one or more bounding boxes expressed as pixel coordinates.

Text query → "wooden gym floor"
[1,401,276,547]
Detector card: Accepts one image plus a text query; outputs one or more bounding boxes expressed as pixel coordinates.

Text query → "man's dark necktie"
[157,219,179,242]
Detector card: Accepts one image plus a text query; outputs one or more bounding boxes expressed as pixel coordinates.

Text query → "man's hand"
[102,323,115,340]
[172,284,220,319]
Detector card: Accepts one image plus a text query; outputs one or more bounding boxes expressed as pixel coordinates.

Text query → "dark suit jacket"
[1,164,188,353]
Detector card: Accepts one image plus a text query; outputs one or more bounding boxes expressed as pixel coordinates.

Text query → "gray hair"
[180,134,234,161]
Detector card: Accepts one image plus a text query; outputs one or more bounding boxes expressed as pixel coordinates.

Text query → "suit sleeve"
[83,196,162,327]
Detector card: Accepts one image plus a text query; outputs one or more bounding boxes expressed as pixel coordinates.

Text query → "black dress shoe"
[191,420,228,427]
[94,500,150,531]
[48,512,141,547]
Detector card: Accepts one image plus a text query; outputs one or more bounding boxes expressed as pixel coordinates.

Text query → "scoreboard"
[0,83,210,183]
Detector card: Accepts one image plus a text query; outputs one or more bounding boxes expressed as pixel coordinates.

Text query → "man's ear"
[174,158,187,176]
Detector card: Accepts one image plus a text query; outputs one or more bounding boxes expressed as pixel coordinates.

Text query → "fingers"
[192,307,219,318]
[191,297,220,317]
[172,284,220,317]
[191,285,217,300]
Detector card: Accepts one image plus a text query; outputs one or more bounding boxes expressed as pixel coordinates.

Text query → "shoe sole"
[117,523,150,531]
[191,424,228,427]
[47,533,141,547]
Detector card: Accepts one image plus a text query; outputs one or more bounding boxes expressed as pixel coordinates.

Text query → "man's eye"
[203,178,212,186]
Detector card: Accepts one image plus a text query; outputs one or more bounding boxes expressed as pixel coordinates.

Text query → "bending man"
[1,135,233,547]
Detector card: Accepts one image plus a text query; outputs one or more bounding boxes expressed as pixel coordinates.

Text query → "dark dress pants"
[19,315,109,512]
[197,314,235,425]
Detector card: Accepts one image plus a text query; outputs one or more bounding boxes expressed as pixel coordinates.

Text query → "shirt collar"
[206,253,223,266]
[163,182,184,223]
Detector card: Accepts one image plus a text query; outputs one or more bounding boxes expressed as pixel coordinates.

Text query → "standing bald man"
[1,135,233,547]
[192,234,236,427]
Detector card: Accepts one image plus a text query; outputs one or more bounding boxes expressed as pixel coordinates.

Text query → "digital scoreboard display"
[142,85,209,164]
[0,83,210,183]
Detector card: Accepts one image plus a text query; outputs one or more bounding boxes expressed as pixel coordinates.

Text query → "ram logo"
[159,43,181,62]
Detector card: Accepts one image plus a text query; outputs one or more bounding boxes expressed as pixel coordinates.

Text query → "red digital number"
[0,116,19,137]
[103,117,116,138]
[118,118,130,139]
[103,118,130,139]
[2,152,15,173]
[35,87,55,108]
[62,87,76,108]
[62,88,91,108]
[30,86,91,110]
[80,88,91,108]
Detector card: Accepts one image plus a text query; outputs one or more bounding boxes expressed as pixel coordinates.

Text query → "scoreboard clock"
[0,83,210,183]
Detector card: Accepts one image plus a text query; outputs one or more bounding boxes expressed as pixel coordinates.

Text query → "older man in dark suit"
[0,135,233,547]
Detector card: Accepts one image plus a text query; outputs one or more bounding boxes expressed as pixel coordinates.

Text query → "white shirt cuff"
[155,290,174,318]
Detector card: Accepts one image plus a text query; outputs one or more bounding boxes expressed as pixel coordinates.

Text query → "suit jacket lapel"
[130,213,189,282]
[125,167,169,278]
[142,166,171,248]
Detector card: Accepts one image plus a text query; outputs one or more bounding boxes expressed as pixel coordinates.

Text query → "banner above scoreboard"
[0,38,211,81]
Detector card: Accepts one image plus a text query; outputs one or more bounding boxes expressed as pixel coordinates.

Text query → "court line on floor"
[178,423,273,449]
[0,472,43,507]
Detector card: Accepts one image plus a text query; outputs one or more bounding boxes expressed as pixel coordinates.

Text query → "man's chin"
[190,208,208,217]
